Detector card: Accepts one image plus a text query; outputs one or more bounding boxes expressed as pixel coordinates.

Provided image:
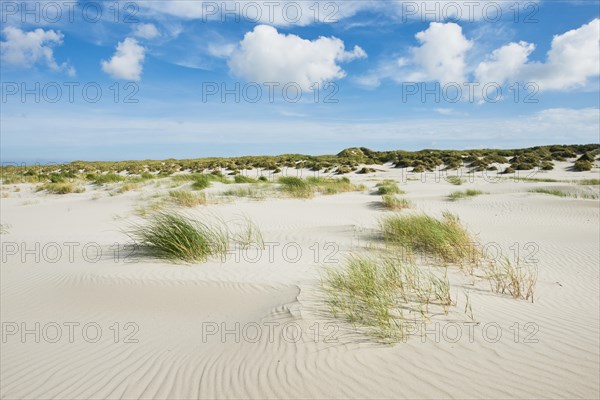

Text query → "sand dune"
[1,162,599,399]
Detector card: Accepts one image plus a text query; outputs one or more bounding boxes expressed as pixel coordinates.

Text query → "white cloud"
[531,18,600,90]
[0,27,75,75]
[475,41,535,85]
[101,38,145,81]
[228,25,366,90]
[476,19,600,91]
[132,23,160,39]
[207,42,235,59]
[407,22,472,84]
[356,22,471,87]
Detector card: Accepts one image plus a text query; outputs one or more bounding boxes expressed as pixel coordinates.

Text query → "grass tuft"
[278,176,314,198]
[483,258,537,302]
[324,255,453,342]
[374,181,403,195]
[169,190,207,207]
[128,212,228,263]
[234,175,258,184]
[381,195,412,210]
[191,175,213,190]
[222,187,267,200]
[448,189,485,201]
[529,187,599,199]
[446,176,464,185]
[94,173,125,185]
[38,182,85,194]
[381,212,479,266]
[578,179,600,185]
[118,182,141,193]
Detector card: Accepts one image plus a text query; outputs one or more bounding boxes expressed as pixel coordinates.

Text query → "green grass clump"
[381,195,412,210]
[510,177,560,183]
[189,173,231,190]
[573,160,593,171]
[94,173,125,185]
[381,212,479,265]
[529,188,568,198]
[375,182,403,195]
[117,182,141,193]
[169,190,207,207]
[191,175,213,190]
[278,176,314,198]
[306,176,365,195]
[128,212,228,262]
[578,179,600,185]
[39,182,84,194]
[324,255,453,342]
[234,175,258,184]
[277,176,364,198]
[446,176,464,185]
[222,187,267,200]
[529,187,598,199]
[448,189,485,201]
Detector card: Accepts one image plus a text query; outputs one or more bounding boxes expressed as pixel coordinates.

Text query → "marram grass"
[168,190,207,207]
[128,212,229,263]
[446,176,464,185]
[374,180,403,195]
[380,212,479,266]
[278,176,364,198]
[324,255,453,343]
[483,257,538,302]
[38,182,85,194]
[127,211,265,263]
[447,189,485,201]
[381,195,412,210]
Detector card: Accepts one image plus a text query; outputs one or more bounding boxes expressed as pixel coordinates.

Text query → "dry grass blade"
[483,257,538,302]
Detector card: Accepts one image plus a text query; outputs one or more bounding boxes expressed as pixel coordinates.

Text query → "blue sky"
[1,0,599,163]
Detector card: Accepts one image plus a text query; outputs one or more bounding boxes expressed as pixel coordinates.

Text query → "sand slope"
[1,162,599,399]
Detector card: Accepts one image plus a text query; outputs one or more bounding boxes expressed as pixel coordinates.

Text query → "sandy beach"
[1,159,598,399]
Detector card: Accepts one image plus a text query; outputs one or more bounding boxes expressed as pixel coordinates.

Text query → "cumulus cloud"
[475,41,535,85]
[207,42,236,59]
[132,23,160,39]
[101,38,145,81]
[406,22,472,84]
[228,25,366,90]
[476,19,600,91]
[0,27,75,75]
[356,22,471,87]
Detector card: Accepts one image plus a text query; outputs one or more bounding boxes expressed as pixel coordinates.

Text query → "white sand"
[1,161,599,399]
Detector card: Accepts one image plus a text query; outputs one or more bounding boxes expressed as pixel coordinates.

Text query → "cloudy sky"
[1,0,599,162]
